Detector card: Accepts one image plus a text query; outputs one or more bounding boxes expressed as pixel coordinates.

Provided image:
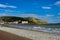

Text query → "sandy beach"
[0,30,32,40]
[0,26,60,40]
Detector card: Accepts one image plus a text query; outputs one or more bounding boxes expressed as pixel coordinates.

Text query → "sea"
[8,24,60,34]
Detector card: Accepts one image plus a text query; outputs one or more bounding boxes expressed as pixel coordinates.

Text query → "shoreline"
[1,24,60,35]
[0,26,60,40]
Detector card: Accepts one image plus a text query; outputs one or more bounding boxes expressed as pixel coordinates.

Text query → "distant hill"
[0,16,48,24]
[24,17,48,24]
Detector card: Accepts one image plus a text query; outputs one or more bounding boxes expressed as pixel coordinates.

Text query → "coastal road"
[0,26,60,40]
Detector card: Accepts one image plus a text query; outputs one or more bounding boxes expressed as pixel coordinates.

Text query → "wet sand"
[0,25,60,40]
[0,30,32,40]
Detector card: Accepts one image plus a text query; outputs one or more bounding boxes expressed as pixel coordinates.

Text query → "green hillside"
[0,16,48,24]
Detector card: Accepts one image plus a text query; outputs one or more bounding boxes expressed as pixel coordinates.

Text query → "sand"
[0,30,32,40]
[0,26,60,40]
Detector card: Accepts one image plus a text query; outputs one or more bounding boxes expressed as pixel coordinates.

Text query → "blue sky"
[0,0,60,23]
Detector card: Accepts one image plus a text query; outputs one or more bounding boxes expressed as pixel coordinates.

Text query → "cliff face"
[0,16,48,24]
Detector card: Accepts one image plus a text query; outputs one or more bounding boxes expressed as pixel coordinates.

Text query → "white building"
[13,21,18,24]
[9,21,18,24]
[0,22,5,24]
[22,21,28,24]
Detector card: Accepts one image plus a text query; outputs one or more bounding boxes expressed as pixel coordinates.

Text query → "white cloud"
[54,1,60,5]
[4,10,16,12]
[42,6,51,9]
[46,14,54,17]
[2,13,7,16]
[56,16,60,19]
[0,4,17,8]
[0,10,16,16]
[0,13,8,16]
[39,14,54,19]
[19,13,38,18]
[58,13,60,15]
[7,6,17,8]
[39,16,46,18]
[19,13,47,19]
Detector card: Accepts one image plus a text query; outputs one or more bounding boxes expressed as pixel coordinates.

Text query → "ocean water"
[9,24,60,34]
